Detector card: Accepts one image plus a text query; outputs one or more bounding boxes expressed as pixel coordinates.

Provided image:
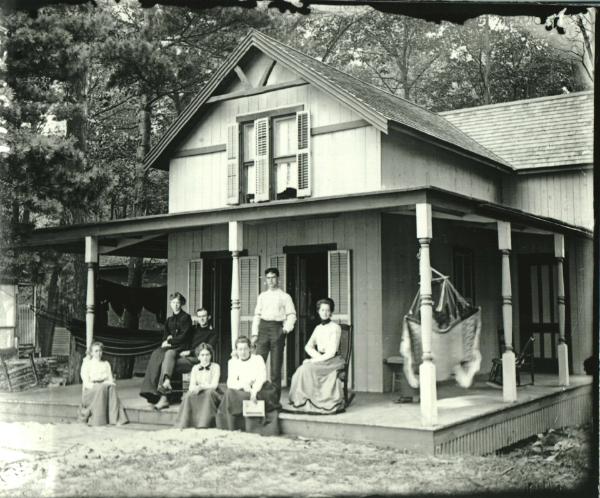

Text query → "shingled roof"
[145,30,511,171]
[255,31,511,169]
[440,91,594,171]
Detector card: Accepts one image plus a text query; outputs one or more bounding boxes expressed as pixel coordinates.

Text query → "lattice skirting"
[434,386,592,455]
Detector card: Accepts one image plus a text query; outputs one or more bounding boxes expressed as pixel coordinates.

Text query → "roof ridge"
[251,31,511,168]
[440,90,594,115]
[250,30,435,115]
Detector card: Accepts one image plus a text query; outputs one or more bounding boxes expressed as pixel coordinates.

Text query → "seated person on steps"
[139,292,193,409]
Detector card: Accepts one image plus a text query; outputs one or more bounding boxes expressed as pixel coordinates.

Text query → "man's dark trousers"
[255,319,285,392]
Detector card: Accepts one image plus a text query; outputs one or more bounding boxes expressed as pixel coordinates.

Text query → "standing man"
[251,267,296,394]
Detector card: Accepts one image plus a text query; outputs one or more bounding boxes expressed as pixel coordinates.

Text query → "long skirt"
[140,347,168,404]
[215,382,280,436]
[174,388,223,429]
[288,355,346,414]
[79,383,129,426]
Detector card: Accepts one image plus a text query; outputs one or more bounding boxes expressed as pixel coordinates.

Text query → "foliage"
[0,3,589,325]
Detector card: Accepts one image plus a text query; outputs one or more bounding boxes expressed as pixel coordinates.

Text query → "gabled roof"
[440,91,594,171]
[145,30,511,172]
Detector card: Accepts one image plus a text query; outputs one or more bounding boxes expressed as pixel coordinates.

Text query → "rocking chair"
[337,324,354,407]
[488,335,535,387]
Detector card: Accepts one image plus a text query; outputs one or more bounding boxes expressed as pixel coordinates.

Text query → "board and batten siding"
[502,170,593,231]
[381,214,501,392]
[380,131,502,203]
[167,212,384,392]
[168,82,380,213]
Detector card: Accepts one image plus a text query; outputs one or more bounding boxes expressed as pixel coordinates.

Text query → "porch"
[0,373,591,455]
[12,185,593,428]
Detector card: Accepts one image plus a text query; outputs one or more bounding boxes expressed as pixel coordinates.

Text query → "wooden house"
[19,31,593,429]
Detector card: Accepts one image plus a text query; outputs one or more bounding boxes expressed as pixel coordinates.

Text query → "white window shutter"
[226,123,240,205]
[254,117,270,202]
[270,254,288,386]
[296,110,311,198]
[327,250,351,325]
[188,259,203,315]
[239,256,259,337]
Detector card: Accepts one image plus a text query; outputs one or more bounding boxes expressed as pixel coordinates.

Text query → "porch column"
[416,203,437,426]
[229,221,243,348]
[554,234,569,386]
[84,236,98,353]
[497,222,517,402]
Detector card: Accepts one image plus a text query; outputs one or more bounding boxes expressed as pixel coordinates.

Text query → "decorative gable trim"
[143,31,387,172]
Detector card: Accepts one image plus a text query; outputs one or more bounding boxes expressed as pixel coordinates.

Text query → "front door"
[203,255,232,381]
[286,250,329,384]
[518,254,568,373]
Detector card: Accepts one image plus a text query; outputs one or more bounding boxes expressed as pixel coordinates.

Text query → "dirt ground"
[0,421,594,497]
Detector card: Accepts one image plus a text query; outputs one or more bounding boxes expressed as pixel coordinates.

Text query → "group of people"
[79,267,348,432]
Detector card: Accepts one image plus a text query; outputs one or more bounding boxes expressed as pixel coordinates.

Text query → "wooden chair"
[337,324,354,407]
[488,335,535,387]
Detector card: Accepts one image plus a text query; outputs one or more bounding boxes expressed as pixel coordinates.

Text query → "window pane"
[276,160,298,194]
[541,265,551,323]
[244,162,255,199]
[243,123,255,162]
[273,116,295,158]
[530,266,539,324]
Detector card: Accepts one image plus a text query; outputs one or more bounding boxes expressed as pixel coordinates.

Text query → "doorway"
[518,254,570,373]
[285,247,330,385]
[202,253,232,381]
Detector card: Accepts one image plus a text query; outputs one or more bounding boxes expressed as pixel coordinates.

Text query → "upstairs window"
[242,122,255,203]
[226,110,311,205]
[273,115,298,200]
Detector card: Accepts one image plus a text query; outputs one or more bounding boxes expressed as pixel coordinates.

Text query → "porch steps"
[0,375,592,455]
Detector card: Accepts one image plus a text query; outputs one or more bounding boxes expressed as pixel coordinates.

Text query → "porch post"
[416,203,437,426]
[554,233,569,386]
[84,236,98,353]
[497,222,517,402]
[229,221,243,348]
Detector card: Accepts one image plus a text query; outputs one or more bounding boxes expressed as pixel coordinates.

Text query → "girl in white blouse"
[174,343,222,428]
[288,298,346,414]
[79,342,128,426]
[215,336,280,434]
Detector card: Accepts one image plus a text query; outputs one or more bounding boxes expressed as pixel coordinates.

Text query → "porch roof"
[16,187,592,258]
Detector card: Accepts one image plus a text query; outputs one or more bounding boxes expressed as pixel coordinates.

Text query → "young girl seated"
[215,336,280,435]
[174,343,222,429]
[79,342,128,426]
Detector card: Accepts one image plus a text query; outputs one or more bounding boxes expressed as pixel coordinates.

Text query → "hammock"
[67,319,163,357]
[400,269,482,388]
[30,306,163,357]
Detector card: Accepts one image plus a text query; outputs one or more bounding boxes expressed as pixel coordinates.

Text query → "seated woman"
[288,298,345,414]
[140,292,193,409]
[79,342,128,426]
[174,343,222,429]
[215,336,280,435]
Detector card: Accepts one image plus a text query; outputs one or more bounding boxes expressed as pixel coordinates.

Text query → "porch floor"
[0,373,591,455]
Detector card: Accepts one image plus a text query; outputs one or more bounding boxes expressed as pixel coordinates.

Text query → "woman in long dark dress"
[140,292,193,408]
[79,342,128,426]
[174,343,222,429]
[288,298,346,414]
[215,336,280,435]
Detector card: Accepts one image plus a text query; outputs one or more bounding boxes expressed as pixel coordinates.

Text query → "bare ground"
[0,421,594,497]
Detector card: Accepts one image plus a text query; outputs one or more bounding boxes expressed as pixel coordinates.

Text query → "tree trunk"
[67,334,84,385]
[119,9,154,379]
[38,260,61,356]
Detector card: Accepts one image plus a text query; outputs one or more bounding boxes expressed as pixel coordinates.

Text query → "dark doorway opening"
[285,248,329,385]
[518,254,571,373]
[202,254,232,381]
